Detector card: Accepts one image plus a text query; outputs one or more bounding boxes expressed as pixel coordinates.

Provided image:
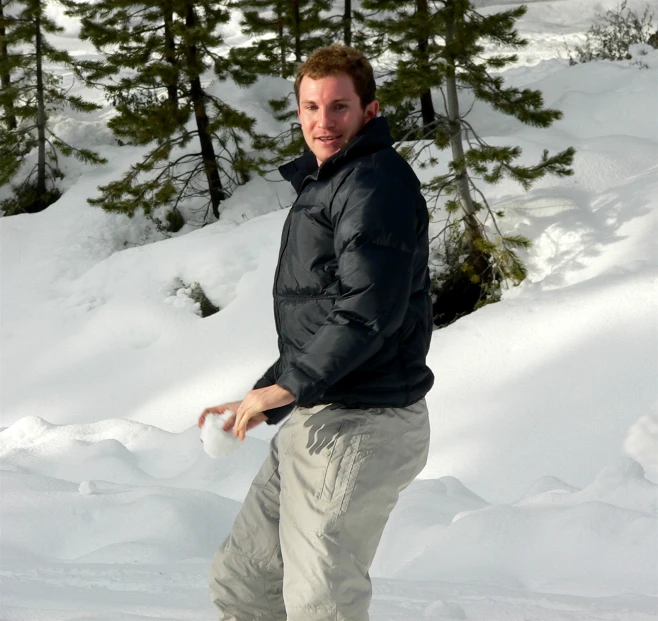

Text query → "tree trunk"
[0,1,17,130]
[185,4,224,218]
[416,0,435,128]
[420,90,435,128]
[432,9,494,324]
[293,0,301,62]
[163,2,178,107]
[277,6,287,78]
[343,0,351,46]
[444,14,487,255]
[35,2,46,199]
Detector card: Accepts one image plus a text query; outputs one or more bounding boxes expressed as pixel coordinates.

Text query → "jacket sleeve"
[275,167,418,406]
[252,340,294,425]
[253,362,277,390]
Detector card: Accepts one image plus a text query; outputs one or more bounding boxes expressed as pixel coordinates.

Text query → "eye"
[336,104,347,110]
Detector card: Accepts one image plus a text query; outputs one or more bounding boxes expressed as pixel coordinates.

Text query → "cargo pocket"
[318,418,367,504]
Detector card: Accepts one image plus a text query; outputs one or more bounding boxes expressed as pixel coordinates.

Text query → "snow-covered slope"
[1,1,656,619]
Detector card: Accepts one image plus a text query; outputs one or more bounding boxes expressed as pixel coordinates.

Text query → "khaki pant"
[209,400,430,621]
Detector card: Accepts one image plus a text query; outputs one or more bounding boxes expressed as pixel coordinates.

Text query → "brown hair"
[294,44,376,109]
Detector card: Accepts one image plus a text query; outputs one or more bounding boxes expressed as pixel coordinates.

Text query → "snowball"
[79,480,97,495]
[201,411,241,459]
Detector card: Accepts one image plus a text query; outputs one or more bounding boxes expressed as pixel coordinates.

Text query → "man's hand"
[199,401,266,436]
[234,385,295,441]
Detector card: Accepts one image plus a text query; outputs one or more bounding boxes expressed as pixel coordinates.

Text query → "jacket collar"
[278,151,318,194]
[279,116,394,193]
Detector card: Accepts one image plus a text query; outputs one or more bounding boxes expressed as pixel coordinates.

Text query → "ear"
[364,100,380,121]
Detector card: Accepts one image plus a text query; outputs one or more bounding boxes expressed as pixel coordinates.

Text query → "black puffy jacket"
[255,116,434,425]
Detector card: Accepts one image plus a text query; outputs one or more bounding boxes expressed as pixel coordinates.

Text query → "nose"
[317,107,335,129]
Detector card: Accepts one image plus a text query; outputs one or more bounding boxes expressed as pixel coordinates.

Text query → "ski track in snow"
[1,1,657,619]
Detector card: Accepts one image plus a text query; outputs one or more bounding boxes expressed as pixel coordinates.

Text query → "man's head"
[295,45,379,166]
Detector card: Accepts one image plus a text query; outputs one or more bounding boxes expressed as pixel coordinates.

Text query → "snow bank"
[2,414,655,597]
[0,415,271,501]
[373,458,657,596]
[0,470,240,564]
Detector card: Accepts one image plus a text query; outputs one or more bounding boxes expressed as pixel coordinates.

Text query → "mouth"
[316,135,342,146]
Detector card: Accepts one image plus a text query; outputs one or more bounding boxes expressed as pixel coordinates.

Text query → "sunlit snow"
[1,1,656,619]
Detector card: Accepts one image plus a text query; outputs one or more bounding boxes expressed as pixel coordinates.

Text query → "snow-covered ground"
[1,1,657,619]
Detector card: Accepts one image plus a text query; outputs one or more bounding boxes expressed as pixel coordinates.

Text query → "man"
[201,44,434,621]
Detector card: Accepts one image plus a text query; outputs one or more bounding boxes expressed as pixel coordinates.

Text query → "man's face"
[297,74,379,166]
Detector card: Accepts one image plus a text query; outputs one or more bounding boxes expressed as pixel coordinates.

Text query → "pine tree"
[342,0,352,45]
[70,0,257,224]
[0,1,24,190]
[229,0,334,79]
[365,0,575,325]
[356,0,441,136]
[227,1,342,177]
[0,2,17,131]
[0,0,105,216]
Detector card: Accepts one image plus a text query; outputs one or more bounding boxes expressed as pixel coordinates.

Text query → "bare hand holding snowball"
[198,401,267,459]
[200,385,294,444]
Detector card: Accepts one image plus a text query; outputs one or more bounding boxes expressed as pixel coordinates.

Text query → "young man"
[201,45,434,621]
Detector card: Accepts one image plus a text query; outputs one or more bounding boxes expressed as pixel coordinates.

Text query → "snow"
[1,1,657,619]
[200,412,241,459]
